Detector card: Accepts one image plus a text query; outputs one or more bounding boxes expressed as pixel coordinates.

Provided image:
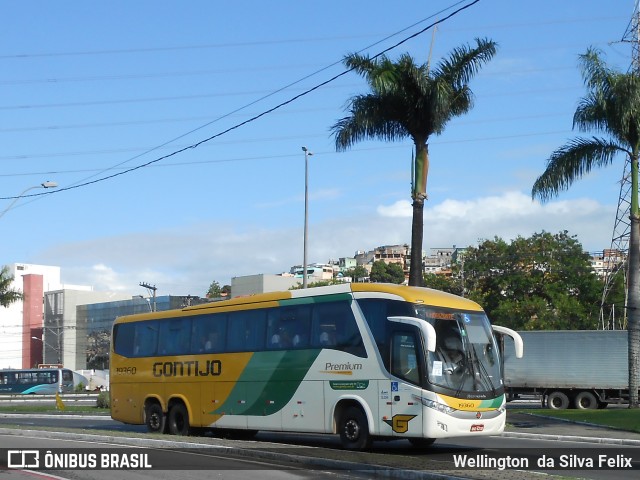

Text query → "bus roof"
[113,283,483,324]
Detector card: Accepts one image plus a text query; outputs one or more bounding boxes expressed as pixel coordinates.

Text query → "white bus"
[110,283,522,449]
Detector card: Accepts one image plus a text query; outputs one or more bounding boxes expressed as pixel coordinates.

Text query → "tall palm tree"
[331,38,497,286]
[532,47,640,407]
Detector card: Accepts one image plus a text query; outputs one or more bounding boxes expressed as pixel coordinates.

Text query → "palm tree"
[0,265,22,307]
[532,47,640,407]
[331,38,497,286]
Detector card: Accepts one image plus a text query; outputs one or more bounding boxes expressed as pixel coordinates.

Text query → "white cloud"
[35,191,613,296]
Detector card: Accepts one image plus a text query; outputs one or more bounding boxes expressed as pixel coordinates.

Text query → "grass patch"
[511,408,640,433]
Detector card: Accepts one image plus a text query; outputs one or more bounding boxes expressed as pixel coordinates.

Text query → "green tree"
[332,39,497,286]
[0,265,21,307]
[531,48,640,407]
[423,273,463,296]
[462,232,602,331]
[344,265,368,282]
[206,281,230,299]
[369,261,405,284]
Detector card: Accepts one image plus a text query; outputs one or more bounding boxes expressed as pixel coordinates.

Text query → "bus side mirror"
[492,325,523,358]
[387,316,436,352]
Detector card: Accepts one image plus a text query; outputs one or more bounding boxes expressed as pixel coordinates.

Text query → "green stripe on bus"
[279,293,352,306]
[210,349,321,416]
[480,395,504,409]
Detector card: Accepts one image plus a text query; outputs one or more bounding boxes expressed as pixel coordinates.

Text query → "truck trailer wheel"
[574,391,598,410]
[547,391,570,410]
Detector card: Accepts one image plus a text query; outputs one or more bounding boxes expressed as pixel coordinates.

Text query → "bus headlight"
[412,395,456,414]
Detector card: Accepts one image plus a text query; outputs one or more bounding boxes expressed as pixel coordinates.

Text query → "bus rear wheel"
[145,402,166,434]
[338,406,371,450]
[168,403,191,436]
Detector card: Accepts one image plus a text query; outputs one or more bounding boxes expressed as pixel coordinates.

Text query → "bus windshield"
[418,307,502,394]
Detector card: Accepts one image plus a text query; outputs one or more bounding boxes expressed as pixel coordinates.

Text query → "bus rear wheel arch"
[167,401,191,436]
[144,400,166,434]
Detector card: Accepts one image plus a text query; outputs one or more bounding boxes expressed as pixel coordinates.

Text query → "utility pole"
[600,0,640,330]
[139,282,157,312]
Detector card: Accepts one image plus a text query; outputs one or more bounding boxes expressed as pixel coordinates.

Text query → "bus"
[0,367,86,394]
[110,283,523,449]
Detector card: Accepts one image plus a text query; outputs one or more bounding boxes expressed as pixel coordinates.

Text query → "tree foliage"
[0,265,22,307]
[459,231,601,330]
[344,265,369,282]
[332,39,497,286]
[369,261,405,284]
[206,281,231,299]
[422,273,463,296]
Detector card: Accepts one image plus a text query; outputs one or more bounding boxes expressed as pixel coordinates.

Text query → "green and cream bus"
[110,283,522,449]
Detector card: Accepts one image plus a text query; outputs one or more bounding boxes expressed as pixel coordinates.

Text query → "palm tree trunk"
[409,198,424,286]
[409,142,429,287]
[628,212,640,407]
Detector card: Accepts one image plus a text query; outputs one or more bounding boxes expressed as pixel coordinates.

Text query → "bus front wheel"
[145,403,166,434]
[168,403,191,436]
[338,406,371,450]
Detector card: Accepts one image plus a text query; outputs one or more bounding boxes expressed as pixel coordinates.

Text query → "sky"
[0,0,636,297]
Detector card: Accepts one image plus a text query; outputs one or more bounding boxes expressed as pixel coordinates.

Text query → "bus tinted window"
[358,299,415,369]
[159,318,192,355]
[191,313,227,353]
[113,323,135,357]
[135,321,159,356]
[227,309,266,352]
[267,305,311,349]
[311,301,365,358]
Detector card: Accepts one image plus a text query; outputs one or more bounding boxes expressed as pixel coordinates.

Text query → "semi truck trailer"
[501,330,632,409]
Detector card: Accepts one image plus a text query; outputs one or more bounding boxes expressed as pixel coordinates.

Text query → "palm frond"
[532,137,627,202]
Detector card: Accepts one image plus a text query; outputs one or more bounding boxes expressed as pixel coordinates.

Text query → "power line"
[0,0,481,201]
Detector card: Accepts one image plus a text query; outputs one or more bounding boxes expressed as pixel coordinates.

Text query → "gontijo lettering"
[152,360,221,377]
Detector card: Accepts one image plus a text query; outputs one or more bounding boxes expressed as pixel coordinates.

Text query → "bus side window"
[192,314,227,353]
[228,310,266,352]
[311,301,366,357]
[158,318,191,355]
[134,321,159,356]
[268,306,311,349]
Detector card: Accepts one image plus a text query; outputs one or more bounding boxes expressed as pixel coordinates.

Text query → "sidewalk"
[504,411,640,445]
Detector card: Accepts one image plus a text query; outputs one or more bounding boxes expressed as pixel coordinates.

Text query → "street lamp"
[302,147,313,289]
[0,181,58,219]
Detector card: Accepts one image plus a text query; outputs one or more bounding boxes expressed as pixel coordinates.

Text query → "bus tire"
[338,406,371,450]
[145,402,166,434]
[547,391,569,410]
[574,391,598,410]
[168,403,191,436]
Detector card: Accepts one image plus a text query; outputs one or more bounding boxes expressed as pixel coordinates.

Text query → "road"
[0,413,638,479]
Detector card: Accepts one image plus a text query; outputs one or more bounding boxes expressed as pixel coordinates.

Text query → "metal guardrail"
[0,393,99,405]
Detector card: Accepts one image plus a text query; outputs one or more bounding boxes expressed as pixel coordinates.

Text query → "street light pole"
[302,147,313,289]
[0,181,58,219]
